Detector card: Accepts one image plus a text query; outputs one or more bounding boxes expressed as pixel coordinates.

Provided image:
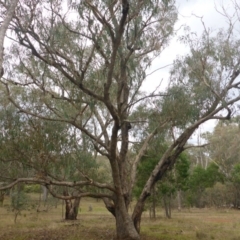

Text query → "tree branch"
[0,177,115,192]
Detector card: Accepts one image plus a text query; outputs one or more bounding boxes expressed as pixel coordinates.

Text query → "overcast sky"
[142,0,237,141]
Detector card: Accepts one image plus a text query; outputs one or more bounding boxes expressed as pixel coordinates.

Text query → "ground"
[0,195,240,240]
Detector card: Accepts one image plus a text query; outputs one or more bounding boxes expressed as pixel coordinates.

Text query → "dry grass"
[1,195,240,240]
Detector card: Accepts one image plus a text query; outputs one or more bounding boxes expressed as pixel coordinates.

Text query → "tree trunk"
[177,190,182,211]
[149,187,156,219]
[65,197,81,220]
[0,191,5,207]
[132,192,150,234]
[63,190,81,220]
[163,195,171,219]
[41,186,48,203]
[41,185,49,209]
[14,210,20,223]
[114,195,140,240]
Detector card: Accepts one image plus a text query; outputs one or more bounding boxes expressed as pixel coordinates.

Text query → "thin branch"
[46,185,113,200]
[146,63,173,78]
[184,143,209,150]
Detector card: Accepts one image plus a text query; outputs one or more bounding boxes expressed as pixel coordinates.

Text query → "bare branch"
[184,143,209,150]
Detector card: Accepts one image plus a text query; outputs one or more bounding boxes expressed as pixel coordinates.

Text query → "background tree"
[174,153,190,211]
[230,163,240,208]
[10,183,29,223]
[203,120,240,207]
[134,135,190,218]
[0,85,102,220]
[186,163,224,208]
[204,120,240,177]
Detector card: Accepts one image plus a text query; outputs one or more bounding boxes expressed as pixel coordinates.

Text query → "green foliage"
[161,86,199,128]
[157,153,190,199]
[24,184,41,193]
[158,172,175,196]
[186,163,224,207]
[188,163,223,191]
[204,120,240,177]
[9,186,30,223]
[11,190,29,211]
[232,164,240,183]
[133,139,168,198]
[134,154,159,198]
[0,98,99,185]
[206,163,224,186]
[134,143,190,205]
[175,153,191,191]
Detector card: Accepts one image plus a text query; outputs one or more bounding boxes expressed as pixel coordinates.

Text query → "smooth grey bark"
[177,190,182,211]
[41,185,48,202]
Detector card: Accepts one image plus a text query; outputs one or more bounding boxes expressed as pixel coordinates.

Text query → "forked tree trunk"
[63,190,81,220]
[163,195,171,219]
[65,197,81,220]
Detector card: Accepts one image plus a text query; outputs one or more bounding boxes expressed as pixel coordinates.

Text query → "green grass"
[1,195,240,239]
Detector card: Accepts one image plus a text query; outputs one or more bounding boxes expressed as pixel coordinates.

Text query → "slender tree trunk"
[168,197,172,218]
[0,191,5,207]
[163,195,171,219]
[14,210,20,223]
[177,190,182,211]
[41,185,48,207]
[149,186,156,219]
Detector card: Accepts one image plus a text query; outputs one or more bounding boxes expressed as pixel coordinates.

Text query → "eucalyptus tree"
[204,120,240,177]
[1,1,240,240]
[186,163,224,208]
[203,119,240,207]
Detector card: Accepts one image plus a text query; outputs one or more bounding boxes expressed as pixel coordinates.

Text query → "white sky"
[143,0,237,141]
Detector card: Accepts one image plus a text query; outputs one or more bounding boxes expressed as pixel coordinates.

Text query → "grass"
[1,195,240,239]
